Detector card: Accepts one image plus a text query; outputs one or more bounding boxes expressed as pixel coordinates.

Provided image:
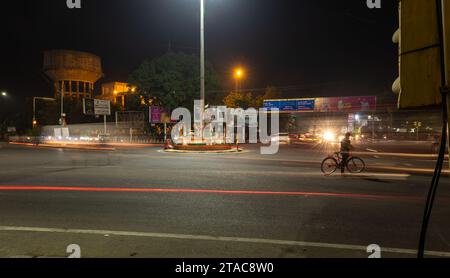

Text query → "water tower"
[43,50,103,99]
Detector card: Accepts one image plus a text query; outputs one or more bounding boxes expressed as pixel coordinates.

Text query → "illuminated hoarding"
[263,96,376,113]
[314,96,377,112]
[264,99,315,112]
[150,106,171,123]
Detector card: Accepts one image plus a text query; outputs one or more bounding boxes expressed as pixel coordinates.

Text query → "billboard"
[263,96,376,113]
[314,96,377,112]
[263,99,315,112]
[149,106,172,123]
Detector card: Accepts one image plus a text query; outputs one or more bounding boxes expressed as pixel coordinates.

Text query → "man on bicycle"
[340,132,353,174]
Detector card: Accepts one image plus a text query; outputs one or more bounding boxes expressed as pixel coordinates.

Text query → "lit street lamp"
[1,92,7,97]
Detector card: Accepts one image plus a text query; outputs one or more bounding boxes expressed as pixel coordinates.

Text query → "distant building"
[43,50,103,99]
[101,82,137,109]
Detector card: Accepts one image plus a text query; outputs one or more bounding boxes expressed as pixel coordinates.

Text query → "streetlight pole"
[0,92,9,131]
[233,68,244,93]
[60,83,65,126]
[200,0,205,140]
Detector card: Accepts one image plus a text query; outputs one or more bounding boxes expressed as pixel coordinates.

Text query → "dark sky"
[0,0,398,104]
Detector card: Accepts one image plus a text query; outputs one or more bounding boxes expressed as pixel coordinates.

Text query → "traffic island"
[164,141,243,154]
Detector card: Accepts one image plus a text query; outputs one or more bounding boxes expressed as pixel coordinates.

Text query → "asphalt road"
[0,142,449,258]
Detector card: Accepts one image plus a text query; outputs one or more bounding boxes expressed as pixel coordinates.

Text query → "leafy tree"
[224,86,283,109]
[124,94,147,112]
[254,86,283,108]
[128,52,220,112]
[223,91,255,109]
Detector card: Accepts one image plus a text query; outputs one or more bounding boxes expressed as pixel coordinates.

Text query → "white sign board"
[94,99,111,116]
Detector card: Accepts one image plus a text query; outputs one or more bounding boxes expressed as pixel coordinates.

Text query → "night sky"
[0,0,398,106]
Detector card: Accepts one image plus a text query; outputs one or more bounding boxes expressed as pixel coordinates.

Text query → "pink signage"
[315,96,376,112]
[150,106,173,123]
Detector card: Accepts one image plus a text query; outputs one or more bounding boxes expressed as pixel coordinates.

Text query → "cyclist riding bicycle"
[340,132,353,174]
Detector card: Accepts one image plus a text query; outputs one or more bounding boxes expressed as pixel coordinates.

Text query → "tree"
[124,94,147,112]
[128,52,220,112]
[223,86,283,109]
[223,91,255,109]
[254,86,283,108]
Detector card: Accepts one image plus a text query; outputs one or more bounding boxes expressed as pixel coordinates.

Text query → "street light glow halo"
[234,67,245,79]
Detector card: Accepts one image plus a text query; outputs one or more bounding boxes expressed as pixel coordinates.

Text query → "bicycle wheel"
[346,157,366,173]
[321,157,338,175]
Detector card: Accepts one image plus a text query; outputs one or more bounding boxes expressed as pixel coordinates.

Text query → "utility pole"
[59,83,65,126]
[389,110,393,140]
[371,114,375,140]
[439,0,450,169]
[104,115,107,135]
[393,0,450,258]
[200,0,205,140]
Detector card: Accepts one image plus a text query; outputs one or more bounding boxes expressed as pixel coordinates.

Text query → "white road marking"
[0,226,448,257]
[213,171,410,180]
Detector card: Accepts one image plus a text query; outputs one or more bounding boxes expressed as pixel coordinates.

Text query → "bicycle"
[321,152,366,175]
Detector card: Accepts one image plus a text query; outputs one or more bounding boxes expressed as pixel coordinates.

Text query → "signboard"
[83,98,111,116]
[83,98,95,115]
[7,127,16,133]
[315,96,377,113]
[150,106,163,123]
[297,99,316,111]
[94,99,111,116]
[150,106,172,123]
[264,96,376,113]
[263,99,315,112]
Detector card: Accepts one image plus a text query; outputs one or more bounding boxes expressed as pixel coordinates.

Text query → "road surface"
[0,142,449,258]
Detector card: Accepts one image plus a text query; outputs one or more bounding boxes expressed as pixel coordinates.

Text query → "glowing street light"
[234,68,244,79]
[1,92,7,97]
